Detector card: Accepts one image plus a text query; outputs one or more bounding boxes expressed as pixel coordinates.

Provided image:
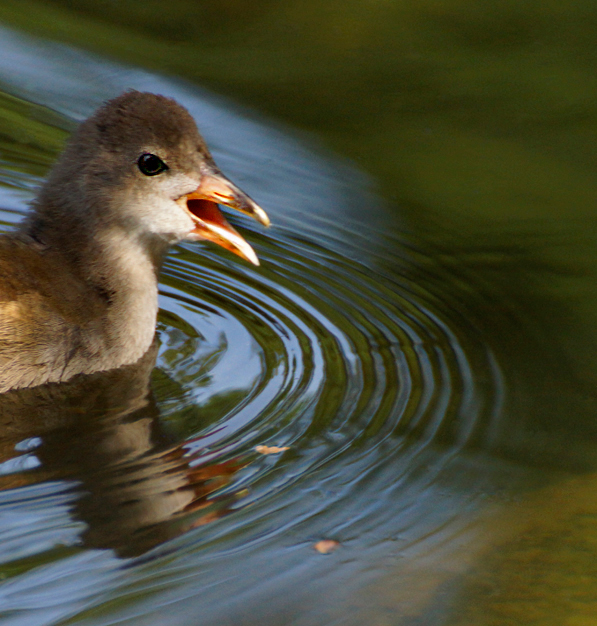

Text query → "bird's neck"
[90,228,163,360]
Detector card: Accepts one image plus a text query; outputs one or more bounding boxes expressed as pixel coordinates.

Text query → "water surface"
[0,9,596,626]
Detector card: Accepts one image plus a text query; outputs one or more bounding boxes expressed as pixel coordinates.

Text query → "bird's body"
[0,91,269,393]
[0,229,159,391]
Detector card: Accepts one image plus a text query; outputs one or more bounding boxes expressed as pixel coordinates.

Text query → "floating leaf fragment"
[255,445,290,454]
[314,540,340,554]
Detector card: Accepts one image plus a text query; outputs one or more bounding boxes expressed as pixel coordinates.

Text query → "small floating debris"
[255,445,290,455]
[314,540,340,554]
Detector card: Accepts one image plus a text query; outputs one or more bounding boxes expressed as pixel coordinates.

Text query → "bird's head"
[39,91,270,265]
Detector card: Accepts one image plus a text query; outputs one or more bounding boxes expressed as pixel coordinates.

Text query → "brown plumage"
[0,91,269,393]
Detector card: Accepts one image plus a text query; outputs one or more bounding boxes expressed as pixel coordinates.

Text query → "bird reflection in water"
[0,343,246,557]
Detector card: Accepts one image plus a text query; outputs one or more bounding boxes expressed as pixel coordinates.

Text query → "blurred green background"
[1,0,597,232]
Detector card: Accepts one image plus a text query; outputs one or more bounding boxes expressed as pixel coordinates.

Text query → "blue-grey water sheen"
[0,21,596,626]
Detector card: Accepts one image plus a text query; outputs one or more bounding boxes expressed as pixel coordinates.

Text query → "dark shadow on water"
[384,218,597,471]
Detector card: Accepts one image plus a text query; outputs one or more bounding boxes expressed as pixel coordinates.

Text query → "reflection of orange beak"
[178,170,270,266]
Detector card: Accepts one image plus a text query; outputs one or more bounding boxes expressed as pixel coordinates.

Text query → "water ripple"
[0,27,508,624]
[150,219,504,543]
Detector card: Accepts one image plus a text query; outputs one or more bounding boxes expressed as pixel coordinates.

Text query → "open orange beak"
[178,170,270,266]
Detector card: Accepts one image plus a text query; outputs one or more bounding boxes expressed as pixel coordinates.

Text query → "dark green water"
[0,3,597,624]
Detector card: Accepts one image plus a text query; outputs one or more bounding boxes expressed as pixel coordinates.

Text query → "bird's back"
[0,233,107,392]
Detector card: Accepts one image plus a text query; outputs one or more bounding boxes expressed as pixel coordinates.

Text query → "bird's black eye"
[137,153,168,176]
